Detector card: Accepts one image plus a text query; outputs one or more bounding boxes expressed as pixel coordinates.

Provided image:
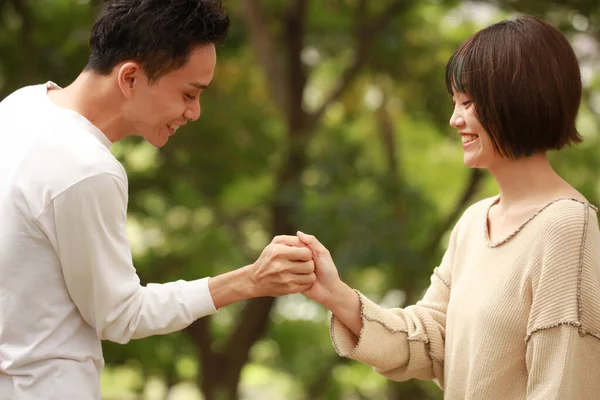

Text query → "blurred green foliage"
[2,0,600,399]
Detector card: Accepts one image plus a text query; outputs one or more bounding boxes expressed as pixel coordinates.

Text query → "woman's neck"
[488,153,579,211]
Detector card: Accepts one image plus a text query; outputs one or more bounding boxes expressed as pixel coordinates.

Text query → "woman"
[298,15,600,399]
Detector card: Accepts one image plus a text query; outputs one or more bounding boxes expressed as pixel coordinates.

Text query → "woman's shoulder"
[535,197,598,236]
[444,196,497,243]
[458,195,498,224]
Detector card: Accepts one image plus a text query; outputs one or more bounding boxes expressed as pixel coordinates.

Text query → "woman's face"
[449,90,502,169]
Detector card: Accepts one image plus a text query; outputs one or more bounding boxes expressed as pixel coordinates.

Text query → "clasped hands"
[248,231,341,306]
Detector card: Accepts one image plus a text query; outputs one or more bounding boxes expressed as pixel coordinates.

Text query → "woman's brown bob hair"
[446,15,583,159]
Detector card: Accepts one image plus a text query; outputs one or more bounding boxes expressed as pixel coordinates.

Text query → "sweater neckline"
[484,196,598,248]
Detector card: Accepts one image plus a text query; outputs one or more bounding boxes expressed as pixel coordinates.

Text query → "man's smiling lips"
[166,123,184,136]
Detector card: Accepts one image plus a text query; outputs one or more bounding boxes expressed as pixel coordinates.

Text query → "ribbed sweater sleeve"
[329,223,459,387]
[525,203,600,399]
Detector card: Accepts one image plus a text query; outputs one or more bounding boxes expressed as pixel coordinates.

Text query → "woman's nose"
[449,111,465,129]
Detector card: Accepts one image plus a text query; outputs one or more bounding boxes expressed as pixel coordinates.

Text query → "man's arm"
[44,172,315,343]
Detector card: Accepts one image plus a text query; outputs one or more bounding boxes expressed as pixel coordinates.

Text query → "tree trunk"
[191,1,413,398]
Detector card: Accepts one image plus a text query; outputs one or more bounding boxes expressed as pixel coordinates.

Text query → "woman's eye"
[462,100,473,107]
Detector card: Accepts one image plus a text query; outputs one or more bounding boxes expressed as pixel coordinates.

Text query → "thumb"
[297,231,329,256]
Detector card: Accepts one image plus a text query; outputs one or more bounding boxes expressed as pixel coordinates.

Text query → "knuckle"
[301,284,311,293]
[268,245,283,262]
[263,254,275,266]
[273,243,285,255]
[301,264,312,275]
[287,275,297,286]
[262,244,274,257]
[301,247,312,257]
[273,235,284,243]
[274,260,288,272]
[279,270,289,279]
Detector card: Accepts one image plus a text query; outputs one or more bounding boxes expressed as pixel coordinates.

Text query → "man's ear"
[117,62,143,99]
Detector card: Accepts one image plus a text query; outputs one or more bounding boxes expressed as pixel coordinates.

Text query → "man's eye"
[185,94,196,100]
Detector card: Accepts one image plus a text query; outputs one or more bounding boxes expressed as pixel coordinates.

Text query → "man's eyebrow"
[188,82,209,89]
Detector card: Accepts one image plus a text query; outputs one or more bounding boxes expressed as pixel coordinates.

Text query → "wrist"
[208,264,259,309]
[322,280,355,312]
[238,263,261,299]
[324,281,362,337]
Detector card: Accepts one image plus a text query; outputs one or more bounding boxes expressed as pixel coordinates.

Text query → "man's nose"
[184,101,201,122]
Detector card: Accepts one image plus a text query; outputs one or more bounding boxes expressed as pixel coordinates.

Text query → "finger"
[274,274,316,295]
[282,284,310,295]
[296,284,314,294]
[271,235,306,247]
[296,231,330,257]
[288,260,314,274]
[292,272,317,286]
[275,244,313,262]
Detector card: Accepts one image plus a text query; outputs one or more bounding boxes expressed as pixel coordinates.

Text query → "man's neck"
[46,71,127,143]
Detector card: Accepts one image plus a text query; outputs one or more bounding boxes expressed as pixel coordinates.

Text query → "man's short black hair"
[446,16,582,159]
[86,0,229,82]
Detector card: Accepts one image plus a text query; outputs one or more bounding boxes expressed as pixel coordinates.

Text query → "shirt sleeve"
[329,223,460,387]
[46,172,217,344]
[525,202,600,399]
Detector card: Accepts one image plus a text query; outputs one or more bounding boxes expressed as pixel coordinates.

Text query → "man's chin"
[143,134,169,148]
[152,138,169,148]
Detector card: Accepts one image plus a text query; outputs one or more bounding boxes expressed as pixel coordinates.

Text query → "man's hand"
[248,235,316,297]
[208,235,316,310]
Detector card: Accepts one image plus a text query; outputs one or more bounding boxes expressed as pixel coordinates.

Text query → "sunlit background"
[2,0,600,399]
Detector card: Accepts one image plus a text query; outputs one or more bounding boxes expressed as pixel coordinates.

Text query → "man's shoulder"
[0,82,45,104]
[44,127,123,174]
[16,134,127,218]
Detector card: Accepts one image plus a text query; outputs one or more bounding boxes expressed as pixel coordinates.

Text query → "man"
[0,1,316,398]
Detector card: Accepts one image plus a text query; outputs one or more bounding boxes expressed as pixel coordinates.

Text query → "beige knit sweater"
[331,197,600,399]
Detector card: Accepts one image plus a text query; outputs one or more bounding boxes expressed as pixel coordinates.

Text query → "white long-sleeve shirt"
[0,82,218,399]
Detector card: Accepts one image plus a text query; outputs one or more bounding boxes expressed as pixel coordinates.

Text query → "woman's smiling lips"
[460,132,479,149]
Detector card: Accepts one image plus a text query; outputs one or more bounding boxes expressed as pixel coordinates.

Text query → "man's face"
[123,44,216,147]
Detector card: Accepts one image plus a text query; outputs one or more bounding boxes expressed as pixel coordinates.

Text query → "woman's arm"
[525,202,600,399]
[298,229,456,385]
